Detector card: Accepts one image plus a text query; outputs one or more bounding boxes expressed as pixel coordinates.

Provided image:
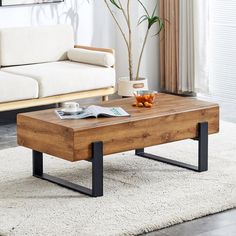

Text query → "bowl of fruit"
[133,90,158,108]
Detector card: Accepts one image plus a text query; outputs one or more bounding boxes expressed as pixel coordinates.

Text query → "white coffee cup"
[63,102,80,112]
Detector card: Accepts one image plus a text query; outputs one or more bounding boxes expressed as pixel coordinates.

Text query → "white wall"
[0,0,110,45]
[112,0,160,90]
[0,0,159,90]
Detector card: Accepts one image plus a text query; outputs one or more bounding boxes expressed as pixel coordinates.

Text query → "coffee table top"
[17,94,219,161]
[18,93,219,131]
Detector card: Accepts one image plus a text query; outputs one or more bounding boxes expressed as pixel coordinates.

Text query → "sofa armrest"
[71,45,115,68]
[74,45,115,55]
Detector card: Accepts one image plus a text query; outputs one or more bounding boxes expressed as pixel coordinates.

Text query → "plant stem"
[118,0,128,24]
[136,28,149,80]
[104,0,129,48]
[127,0,134,80]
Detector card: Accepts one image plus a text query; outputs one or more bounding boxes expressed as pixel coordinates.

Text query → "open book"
[56,105,130,120]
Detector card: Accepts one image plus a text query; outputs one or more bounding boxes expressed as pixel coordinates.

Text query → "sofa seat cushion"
[2,61,116,98]
[0,71,38,103]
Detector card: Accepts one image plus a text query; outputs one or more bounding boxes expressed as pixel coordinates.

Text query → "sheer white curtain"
[179,0,210,93]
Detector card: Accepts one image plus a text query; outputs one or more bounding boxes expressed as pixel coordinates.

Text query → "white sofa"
[0,25,116,112]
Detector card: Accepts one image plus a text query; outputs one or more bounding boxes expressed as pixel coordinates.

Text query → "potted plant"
[104,0,164,96]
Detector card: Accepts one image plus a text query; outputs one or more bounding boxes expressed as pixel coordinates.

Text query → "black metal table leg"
[33,150,43,176]
[198,122,208,171]
[32,141,104,197]
[135,122,208,172]
[92,142,103,197]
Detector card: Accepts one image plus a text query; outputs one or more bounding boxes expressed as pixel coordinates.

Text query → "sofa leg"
[55,103,60,108]
[102,95,109,102]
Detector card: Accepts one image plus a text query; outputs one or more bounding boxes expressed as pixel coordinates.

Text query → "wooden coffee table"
[17,94,219,197]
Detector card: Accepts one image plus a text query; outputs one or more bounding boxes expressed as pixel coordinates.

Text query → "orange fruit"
[138,102,144,107]
[144,102,152,108]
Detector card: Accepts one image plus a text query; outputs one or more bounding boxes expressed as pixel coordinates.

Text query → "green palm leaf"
[138,15,149,25]
[110,0,122,9]
[138,0,164,33]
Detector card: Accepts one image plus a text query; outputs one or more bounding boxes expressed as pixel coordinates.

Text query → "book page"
[55,106,130,120]
[87,105,130,117]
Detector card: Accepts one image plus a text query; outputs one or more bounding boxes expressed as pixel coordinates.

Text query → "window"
[209,0,236,103]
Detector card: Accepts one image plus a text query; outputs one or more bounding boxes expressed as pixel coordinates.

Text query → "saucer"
[61,108,84,115]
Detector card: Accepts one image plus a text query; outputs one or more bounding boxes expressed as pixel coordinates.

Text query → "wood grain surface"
[74,45,115,55]
[17,94,219,162]
[0,87,116,112]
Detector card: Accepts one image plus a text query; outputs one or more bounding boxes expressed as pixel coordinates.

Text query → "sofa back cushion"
[0,24,74,67]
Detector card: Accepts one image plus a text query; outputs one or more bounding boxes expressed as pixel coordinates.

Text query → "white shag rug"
[0,121,236,236]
